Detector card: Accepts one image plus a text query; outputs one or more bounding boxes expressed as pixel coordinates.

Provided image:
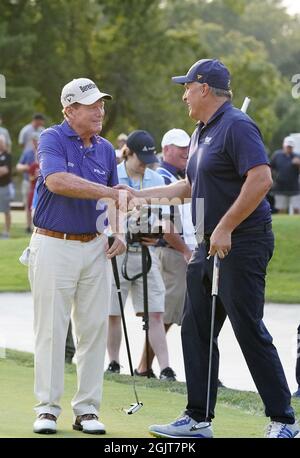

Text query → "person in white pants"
[29,77,126,435]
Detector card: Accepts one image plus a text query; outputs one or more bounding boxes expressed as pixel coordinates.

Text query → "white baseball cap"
[283,136,295,147]
[61,77,112,108]
[161,128,190,148]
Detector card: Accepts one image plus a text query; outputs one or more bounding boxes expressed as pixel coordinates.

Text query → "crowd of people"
[0,61,299,438]
[0,116,300,240]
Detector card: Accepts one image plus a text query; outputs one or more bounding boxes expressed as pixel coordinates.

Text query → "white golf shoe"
[72,414,106,435]
[33,413,57,434]
[149,414,213,438]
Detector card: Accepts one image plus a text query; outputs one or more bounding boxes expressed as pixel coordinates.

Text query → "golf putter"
[205,254,220,424]
[108,237,143,414]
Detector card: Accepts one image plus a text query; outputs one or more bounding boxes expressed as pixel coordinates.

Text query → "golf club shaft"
[206,254,220,422]
[206,294,217,422]
[108,237,134,377]
[108,237,141,406]
[141,245,150,378]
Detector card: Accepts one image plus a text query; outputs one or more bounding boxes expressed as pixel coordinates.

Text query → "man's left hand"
[106,235,126,259]
[209,226,232,259]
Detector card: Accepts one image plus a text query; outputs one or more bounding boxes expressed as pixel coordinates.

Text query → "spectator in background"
[18,113,45,152]
[271,136,300,214]
[27,139,40,212]
[115,133,127,163]
[16,132,40,233]
[107,130,174,381]
[136,129,194,381]
[0,114,12,153]
[0,135,12,238]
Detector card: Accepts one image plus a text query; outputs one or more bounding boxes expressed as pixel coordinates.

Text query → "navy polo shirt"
[271,150,300,195]
[187,101,271,233]
[33,120,118,234]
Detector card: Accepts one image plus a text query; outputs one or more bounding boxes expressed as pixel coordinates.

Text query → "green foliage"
[0,0,300,149]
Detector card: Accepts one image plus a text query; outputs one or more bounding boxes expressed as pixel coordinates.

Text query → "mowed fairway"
[1,212,300,303]
[0,356,274,439]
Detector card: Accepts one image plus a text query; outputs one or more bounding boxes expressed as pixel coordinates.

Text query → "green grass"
[0,212,300,302]
[2,350,299,438]
[0,211,31,291]
[266,215,300,303]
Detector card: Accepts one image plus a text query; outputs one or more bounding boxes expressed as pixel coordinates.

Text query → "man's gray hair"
[210,86,233,100]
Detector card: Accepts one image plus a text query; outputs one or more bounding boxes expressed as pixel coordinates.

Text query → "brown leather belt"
[34,227,101,242]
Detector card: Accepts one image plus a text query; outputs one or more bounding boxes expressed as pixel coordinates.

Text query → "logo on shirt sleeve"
[68,162,74,167]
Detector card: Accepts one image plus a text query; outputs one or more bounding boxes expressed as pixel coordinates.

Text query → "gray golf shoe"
[149,414,213,438]
[265,421,300,438]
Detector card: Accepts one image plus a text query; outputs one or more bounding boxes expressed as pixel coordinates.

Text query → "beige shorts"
[156,246,188,326]
[110,248,165,316]
[274,194,300,212]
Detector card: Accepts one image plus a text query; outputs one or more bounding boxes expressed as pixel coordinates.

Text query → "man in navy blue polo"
[29,77,126,435]
[117,59,299,438]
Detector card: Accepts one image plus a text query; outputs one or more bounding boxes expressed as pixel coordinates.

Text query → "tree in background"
[0,0,299,152]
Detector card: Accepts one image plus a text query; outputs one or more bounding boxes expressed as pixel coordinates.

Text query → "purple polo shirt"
[33,120,118,234]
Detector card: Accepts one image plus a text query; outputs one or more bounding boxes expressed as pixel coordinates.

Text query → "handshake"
[110,184,146,212]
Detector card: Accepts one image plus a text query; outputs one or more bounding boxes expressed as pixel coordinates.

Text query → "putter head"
[124,402,143,415]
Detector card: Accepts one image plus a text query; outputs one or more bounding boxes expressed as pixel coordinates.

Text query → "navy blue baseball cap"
[126,130,158,164]
[172,58,231,90]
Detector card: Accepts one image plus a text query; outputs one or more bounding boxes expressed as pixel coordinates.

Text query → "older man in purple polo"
[29,78,126,435]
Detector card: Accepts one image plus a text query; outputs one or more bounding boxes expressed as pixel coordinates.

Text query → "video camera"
[126,205,164,244]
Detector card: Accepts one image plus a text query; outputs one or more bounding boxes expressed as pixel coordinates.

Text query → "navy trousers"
[181,230,295,424]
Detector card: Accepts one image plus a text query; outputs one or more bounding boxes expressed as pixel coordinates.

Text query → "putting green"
[0,357,272,438]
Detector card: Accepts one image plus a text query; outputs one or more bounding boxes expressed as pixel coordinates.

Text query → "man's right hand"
[114,184,138,196]
[113,185,146,211]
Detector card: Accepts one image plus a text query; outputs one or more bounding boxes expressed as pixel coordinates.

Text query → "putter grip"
[212,254,220,296]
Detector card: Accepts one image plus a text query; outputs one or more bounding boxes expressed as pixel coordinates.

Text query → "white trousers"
[28,233,111,418]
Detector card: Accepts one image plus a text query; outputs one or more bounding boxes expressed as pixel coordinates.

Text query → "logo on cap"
[79,83,96,93]
[64,93,75,103]
[197,74,203,80]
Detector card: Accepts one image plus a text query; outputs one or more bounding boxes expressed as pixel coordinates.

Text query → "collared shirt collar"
[160,160,182,177]
[197,101,232,132]
[118,160,152,180]
[60,120,99,145]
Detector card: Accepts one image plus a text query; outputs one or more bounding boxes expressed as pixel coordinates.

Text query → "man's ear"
[202,83,209,95]
[65,106,74,120]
